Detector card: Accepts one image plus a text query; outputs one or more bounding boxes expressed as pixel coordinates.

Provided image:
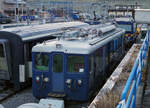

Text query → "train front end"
[32,41,89,101]
[116,17,136,43]
[32,23,125,101]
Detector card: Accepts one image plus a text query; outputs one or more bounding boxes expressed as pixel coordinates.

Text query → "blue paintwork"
[32,52,51,98]
[51,52,65,92]
[117,20,135,42]
[85,21,101,25]
[116,21,136,42]
[32,52,89,101]
[32,34,124,101]
[21,16,35,21]
[117,31,150,108]
[116,21,135,34]
[65,54,89,101]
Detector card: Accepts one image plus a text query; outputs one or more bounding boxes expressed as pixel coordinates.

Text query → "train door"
[0,39,11,80]
[24,42,37,79]
[51,53,64,93]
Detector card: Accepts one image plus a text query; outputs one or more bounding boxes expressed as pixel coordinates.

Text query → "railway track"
[0,88,15,102]
[0,81,18,103]
[0,81,31,103]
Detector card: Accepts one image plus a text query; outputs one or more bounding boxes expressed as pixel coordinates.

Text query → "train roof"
[32,24,125,54]
[0,21,89,42]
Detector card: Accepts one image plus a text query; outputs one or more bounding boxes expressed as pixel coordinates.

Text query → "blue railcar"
[115,17,136,42]
[32,23,125,101]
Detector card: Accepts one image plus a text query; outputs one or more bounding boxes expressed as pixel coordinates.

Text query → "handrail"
[116,30,150,108]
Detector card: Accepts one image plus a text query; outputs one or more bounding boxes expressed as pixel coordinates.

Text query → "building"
[0,0,4,13]
[26,0,150,9]
[0,0,26,17]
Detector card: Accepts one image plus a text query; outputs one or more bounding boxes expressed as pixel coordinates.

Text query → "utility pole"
[26,5,30,25]
[22,3,24,16]
[16,0,19,23]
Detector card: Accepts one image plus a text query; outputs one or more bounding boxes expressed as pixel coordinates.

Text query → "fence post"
[133,59,138,108]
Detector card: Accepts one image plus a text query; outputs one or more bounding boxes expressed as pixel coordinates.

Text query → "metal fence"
[116,30,150,108]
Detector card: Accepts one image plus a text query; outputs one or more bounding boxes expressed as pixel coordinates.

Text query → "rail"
[116,30,150,108]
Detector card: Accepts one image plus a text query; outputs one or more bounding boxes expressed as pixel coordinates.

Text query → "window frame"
[117,22,133,32]
[52,53,63,73]
[0,43,5,58]
[67,54,85,74]
[34,52,50,72]
[0,43,8,72]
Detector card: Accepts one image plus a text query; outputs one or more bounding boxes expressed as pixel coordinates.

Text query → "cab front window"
[34,53,49,71]
[118,24,132,32]
[67,55,84,73]
[52,54,63,73]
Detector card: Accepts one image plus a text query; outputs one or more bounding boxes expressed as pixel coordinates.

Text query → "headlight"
[36,76,40,83]
[78,80,82,85]
[66,79,72,84]
[44,77,49,82]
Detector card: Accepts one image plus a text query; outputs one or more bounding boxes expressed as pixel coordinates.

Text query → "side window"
[110,41,114,60]
[105,45,109,65]
[96,49,101,72]
[100,47,103,71]
[119,37,122,47]
[89,55,94,73]
[52,54,63,73]
[67,55,84,73]
[34,54,49,71]
[116,38,119,49]
[0,43,8,72]
[0,44,4,57]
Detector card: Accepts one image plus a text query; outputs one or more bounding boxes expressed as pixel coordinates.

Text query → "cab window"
[67,55,84,73]
[0,44,4,57]
[52,54,63,72]
[118,24,132,32]
[0,43,8,72]
[35,54,49,71]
